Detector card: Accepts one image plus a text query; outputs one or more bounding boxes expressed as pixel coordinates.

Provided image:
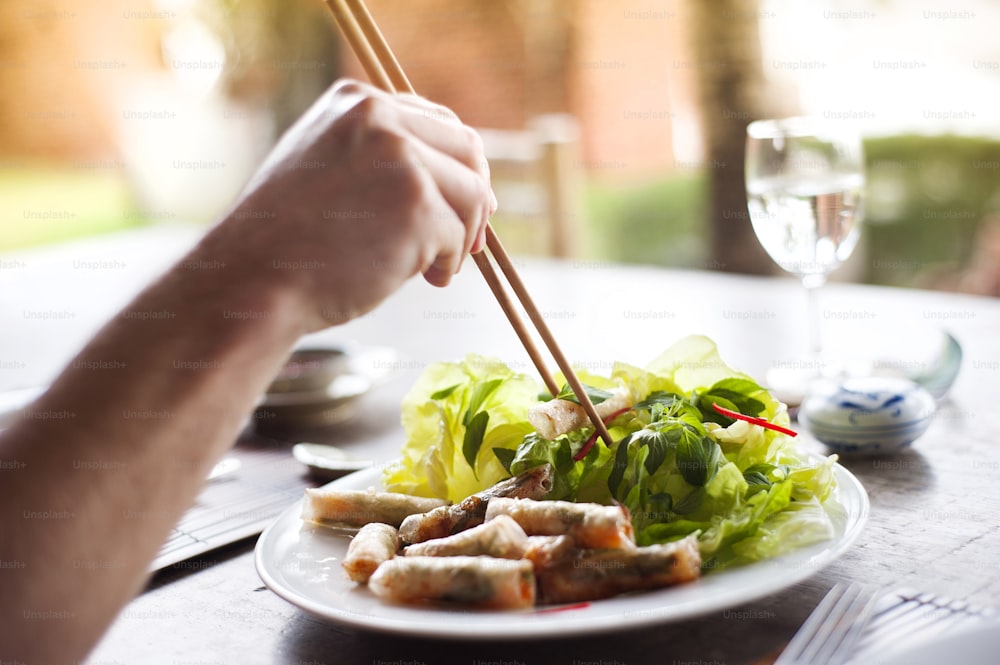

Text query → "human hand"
[202,78,496,331]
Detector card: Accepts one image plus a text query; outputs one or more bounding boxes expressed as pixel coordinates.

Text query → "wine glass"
[745,117,865,401]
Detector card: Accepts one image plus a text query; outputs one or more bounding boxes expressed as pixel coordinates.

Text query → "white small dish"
[292,443,372,481]
[253,344,397,432]
[266,348,349,394]
[799,376,936,455]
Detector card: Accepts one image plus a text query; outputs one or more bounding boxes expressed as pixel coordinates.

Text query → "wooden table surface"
[2,225,998,665]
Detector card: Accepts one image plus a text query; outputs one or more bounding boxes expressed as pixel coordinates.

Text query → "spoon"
[292,442,373,481]
[907,331,962,400]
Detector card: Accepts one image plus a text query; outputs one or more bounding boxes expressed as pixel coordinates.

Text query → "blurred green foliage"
[0,167,143,252]
[4,135,998,296]
[583,172,709,269]
[863,134,1000,288]
[582,134,1000,290]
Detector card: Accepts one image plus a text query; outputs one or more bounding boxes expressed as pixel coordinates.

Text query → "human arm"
[0,79,493,664]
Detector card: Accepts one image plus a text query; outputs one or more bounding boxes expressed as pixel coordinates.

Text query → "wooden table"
[2,225,998,665]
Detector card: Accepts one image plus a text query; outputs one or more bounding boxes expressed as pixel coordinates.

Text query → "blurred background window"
[1,0,998,295]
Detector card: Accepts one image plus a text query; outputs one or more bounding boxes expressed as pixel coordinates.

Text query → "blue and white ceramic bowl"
[799,376,937,455]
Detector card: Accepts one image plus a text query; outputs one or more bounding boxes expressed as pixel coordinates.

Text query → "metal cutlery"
[775,582,880,665]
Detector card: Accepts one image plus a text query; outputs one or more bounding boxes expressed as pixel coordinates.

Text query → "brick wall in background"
[0,0,698,180]
[570,0,698,180]
[341,1,532,130]
[0,0,168,162]
[345,0,699,181]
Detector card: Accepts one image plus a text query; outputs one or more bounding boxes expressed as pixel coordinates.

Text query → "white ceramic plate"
[254,463,868,639]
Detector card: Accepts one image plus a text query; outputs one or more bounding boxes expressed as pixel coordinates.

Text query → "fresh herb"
[742,463,790,497]
[555,382,615,406]
[462,410,490,474]
[492,447,516,475]
[696,378,767,425]
[675,431,722,487]
[459,378,505,475]
[463,379,504,426]
[430,384,461,400]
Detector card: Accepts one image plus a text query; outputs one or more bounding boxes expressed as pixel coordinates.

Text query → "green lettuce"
[383,336,840,570]
[383,355,539,502]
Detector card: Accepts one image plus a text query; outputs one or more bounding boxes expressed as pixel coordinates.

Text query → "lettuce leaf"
[382,355,539,502]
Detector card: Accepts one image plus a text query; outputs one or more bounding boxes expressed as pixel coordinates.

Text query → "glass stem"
[803,274,826,377]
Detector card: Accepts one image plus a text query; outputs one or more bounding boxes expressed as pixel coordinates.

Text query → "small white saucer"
[253,344,397,431]
[292,442,373,481]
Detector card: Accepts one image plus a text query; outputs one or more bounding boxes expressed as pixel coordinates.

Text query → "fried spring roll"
[403,515,529,559]
[523,535,576,573]
[535,536,702,605]
[398,465,553,544]
[342,523,400,583]
[484,497,635,549]
[368,556,536,610]
[528,389,632,440]
[302,488,448,528]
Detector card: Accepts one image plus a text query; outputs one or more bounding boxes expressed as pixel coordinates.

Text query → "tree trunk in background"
[687,0,775,275]
[201,0,340,136]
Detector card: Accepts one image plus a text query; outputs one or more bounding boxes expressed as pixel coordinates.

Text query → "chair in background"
[477,114,584,258]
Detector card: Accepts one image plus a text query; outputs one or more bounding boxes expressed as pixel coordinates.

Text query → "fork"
[846,588,997,662]
[774,582,881,665]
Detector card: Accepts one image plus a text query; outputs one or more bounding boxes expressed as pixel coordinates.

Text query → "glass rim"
[746,116,849,139]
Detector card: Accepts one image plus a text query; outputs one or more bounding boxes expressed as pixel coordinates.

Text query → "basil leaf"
[711,377,764,395]
[462,410,490,474]
[700,378,767,419]
[709,389,767,417]
[646,492,673,520]
[673,487,707,514]
[555,382,615,406]
[636,392,705,426]
[698,393,741,425]
[492,447,516,475]
[675,433,721,487]
[743,470,772,496]
[508,433,582,500]
[633,391,684,411]
[463,378,504,426]
[607,434,632,499]
[743,462,777,475]
[631,428,670,476]
[430,384,461,400]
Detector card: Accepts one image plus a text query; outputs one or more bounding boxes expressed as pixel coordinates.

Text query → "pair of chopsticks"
[323,0,613,447]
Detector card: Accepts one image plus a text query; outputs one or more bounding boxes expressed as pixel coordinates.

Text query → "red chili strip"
[711,403,798,437]
[573,407,632,461]
[535,602,591,614]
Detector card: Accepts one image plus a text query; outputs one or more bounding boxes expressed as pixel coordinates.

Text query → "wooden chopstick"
[325,0,560,400]
[324,0,394,92]
[323,0,613,448]
[344,0,413,94]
